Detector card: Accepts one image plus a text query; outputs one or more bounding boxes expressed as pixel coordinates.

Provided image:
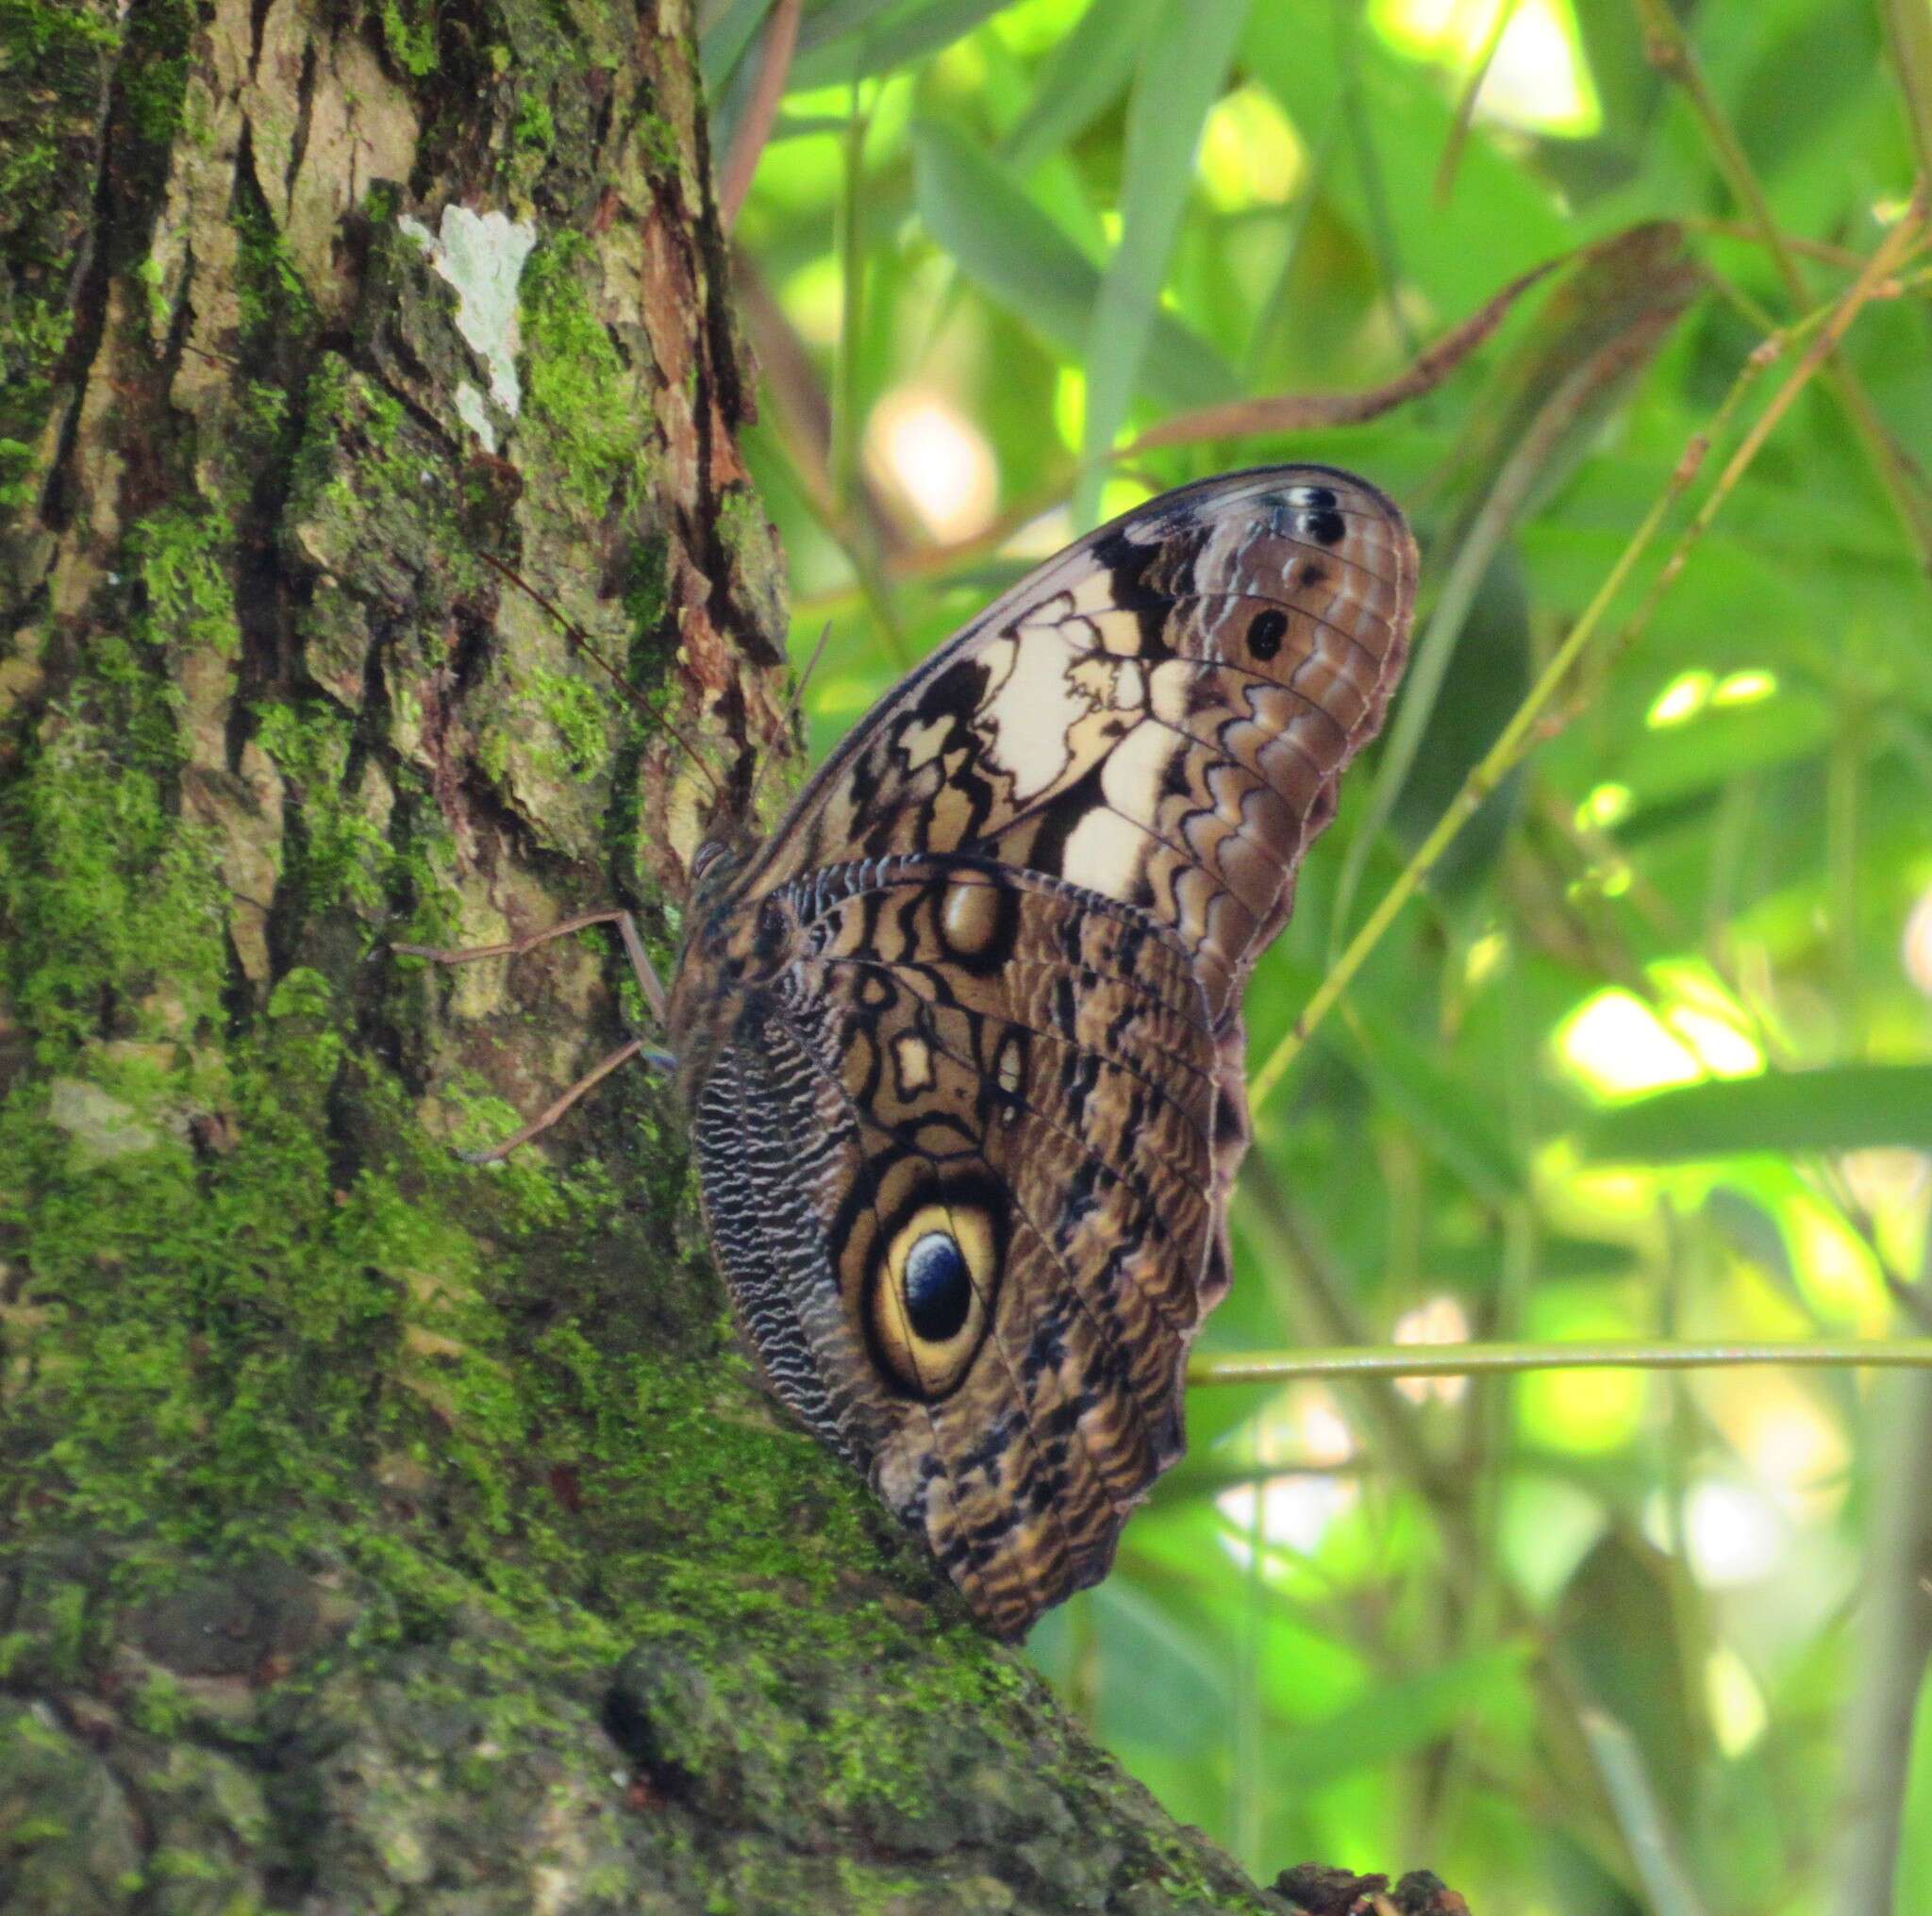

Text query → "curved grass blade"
[1001,0,1163,174]
[1328,223,1704,949]
[910,122,1240,410]
[1073,0,1248,525]
[792,0,1016,88]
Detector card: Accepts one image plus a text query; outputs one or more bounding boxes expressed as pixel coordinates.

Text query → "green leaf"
[699,0,774,85]
[1330,224,1702,944]
[1610,695,1837,812]
[1388,545,1532,910]
[1558,1534,1700,1847]
[1000,0,1163,173]
[1266,1642,1531,1790]
[791,0,1016,88]
[1585,1066,1932,1160]
[909,123,1240,410]
[1074,0,1249,524]
[1335,1004,1524,1206]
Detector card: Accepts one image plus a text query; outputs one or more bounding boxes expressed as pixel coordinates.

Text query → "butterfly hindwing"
[671,465,1415,1636]
[689,858,1225,1636]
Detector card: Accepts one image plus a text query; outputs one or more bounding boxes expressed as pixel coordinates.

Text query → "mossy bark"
[0,5,1432,1911]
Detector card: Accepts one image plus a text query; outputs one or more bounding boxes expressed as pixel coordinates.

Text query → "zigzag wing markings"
[767,992,1116,1635]
[771,858,1222,1626]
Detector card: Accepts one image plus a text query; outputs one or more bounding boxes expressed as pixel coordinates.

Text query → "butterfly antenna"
[742,619,832,822]
[476,550,724,808]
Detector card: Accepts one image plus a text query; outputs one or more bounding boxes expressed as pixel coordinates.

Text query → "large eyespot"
[867,1197,1001,1400]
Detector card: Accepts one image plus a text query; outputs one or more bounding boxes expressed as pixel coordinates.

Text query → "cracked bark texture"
[0,2,1329,1910]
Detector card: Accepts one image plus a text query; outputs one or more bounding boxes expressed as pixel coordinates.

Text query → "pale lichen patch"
[400,206,539,452]
[47,1079,160,1168]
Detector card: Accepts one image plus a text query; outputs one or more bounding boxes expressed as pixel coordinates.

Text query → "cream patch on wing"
[1057,719,1179,902]
[1100,719,1181,829]
[1058,807,1151,902]
[978,629,1087,802]
[892,1033,934,1094]
[1064,570,1121,614]
[896,711,957,772]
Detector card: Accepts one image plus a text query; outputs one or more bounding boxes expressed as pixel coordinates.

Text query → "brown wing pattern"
[672,466,1415,1637]
[687,858,1224,1637]
[733,465,1416,1023]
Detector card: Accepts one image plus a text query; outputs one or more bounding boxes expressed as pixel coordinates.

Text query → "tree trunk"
[0,2,1333,1908]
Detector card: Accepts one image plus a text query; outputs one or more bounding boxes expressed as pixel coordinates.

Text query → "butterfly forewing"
[671,466,1415,1636]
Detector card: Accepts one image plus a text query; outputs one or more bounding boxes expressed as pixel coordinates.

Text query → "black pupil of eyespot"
[903,1231,973,1341]
[1249,609,1289,660]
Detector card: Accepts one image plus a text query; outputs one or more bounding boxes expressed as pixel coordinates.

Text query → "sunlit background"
[707,0,1932,1908]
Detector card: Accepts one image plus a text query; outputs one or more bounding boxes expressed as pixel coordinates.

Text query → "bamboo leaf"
[1001,0,1163,173]
[1266,1643,1532,1790]
[700,0,774,85]
[792,0,1015,87]
[1074,0,1249,524]
[1585,1066,1932,1160]
[909,123,1240,409]
[1884,0,1932,182]
[1336,1003,1524,1206]
[1331,223,1703,941]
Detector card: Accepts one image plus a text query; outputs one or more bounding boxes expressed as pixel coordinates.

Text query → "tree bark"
[0,2,1330,1908]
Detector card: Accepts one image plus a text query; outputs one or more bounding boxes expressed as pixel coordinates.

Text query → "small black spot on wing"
[1247,608,1289,662]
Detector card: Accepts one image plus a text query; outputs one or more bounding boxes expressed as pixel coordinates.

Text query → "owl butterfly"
[407,467,1415,1640]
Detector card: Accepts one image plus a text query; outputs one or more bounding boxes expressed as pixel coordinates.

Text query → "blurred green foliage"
[710,0,1932,1908]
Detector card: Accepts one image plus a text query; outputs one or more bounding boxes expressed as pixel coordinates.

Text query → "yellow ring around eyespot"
[872,1200,998,1394]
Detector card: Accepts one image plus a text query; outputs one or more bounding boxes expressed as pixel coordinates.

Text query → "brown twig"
[717,0,800,229]
[1634,0,1932,569]
[1127,255,1561,453]
[1248,190,1928,1110]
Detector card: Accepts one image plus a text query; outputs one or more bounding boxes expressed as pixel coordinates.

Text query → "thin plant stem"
[1247,192,1929,1114]
[1632,0,1932,568]
[717,0,801,229]
[1188,1339,1932,1389]
[830,83,868,525]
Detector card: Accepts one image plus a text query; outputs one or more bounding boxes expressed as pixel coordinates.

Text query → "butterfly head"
[687,834,740,904]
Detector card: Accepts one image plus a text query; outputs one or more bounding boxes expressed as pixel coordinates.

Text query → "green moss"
[0,435,34,513]
[517,233,646,517]
[529,666,610,777]
[255,704,396,913]
[621,538,670,650]
[512,91,555,152]
[126,505,242,658]
[232,176,317,346]
[286,349,484,648]
[117,0,193,147]
[375,0,437,77]
[0,648,224,1052]
[0,0,113,475]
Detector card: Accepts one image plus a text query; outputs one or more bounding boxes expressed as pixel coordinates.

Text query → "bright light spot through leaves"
[1198,85,1307,211]
[1679,1478,1787,1587]
[1905,883,1932,998]
[1648,670,1713,727]
[1706,1644,1771,1758]
[1391,1294,1472,1403]
[1369,0,1602,136]
[1575,780,1632,829]
[864,389,999,541]
[1557,974,1764,1100]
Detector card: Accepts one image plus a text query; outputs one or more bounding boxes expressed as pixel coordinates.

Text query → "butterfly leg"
[394,907,675,1162]
[394,906,668,1026]
[452,1036,661,1164]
